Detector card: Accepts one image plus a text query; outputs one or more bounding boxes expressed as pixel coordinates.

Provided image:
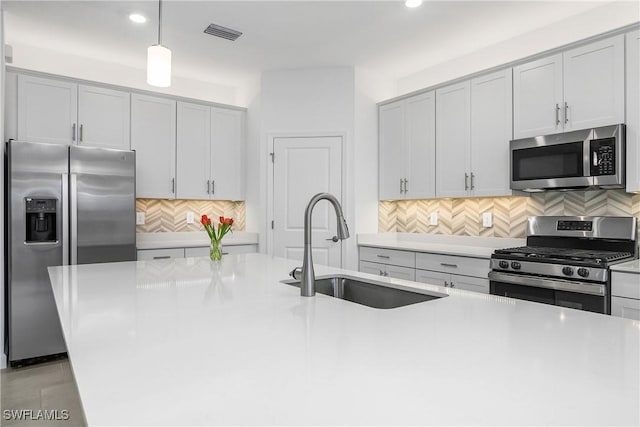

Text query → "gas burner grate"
[495,246,634,264]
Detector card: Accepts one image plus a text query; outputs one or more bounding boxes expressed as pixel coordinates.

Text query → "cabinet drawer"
[184,244,258,258]
[611,272,640,300]
[415,270,449,287]
[416,252,489,278]
[359,261,415,281]
[137,248,185,260]
[359,246,415,268]
[611,296,640,320]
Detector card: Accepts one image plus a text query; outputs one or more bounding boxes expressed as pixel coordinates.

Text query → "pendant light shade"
[147,44,171,87]
[147,0,171,87]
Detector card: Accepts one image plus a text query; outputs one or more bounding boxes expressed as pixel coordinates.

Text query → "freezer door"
[69,146,136,264]
[7,141,68,361]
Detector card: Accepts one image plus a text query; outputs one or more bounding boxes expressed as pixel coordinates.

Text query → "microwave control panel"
[590,137,615,176]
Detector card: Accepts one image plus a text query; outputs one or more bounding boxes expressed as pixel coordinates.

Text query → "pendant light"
[147,0,171,87]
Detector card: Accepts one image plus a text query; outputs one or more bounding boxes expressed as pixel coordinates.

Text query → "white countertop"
[136,231,259,250]
[611,259,640,274]
[48,254,639,426]
[358,233,526,258]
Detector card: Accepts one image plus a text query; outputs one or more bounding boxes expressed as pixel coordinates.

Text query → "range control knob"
[562,267,574,276]
[577,268,589,278]
[511,262,521,270]
[499,261,510,269]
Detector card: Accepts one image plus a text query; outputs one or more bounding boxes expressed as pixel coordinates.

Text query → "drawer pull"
[376,255,391,259]
[440,263,458,268]
[153,256,171,259]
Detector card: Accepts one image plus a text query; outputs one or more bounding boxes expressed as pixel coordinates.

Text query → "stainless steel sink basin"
[282,275,446,309]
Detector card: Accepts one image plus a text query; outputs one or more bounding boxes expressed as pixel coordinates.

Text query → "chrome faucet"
[290,193,350,296]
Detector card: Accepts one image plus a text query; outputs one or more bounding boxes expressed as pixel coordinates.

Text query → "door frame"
[266,131,347,268]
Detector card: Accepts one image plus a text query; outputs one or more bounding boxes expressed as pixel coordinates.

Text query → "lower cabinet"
[359,261,416,281]
[137,248,185,260]
[138,244,257,260]
[611,271,640,320]
[415,270,489,293]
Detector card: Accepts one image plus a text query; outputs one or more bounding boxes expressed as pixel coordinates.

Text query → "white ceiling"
[3,1,616,87]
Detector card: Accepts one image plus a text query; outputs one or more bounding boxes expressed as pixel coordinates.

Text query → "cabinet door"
[626,30,640,193]
[563,35,624,131]
[77,85,130,149]
[436,81,471,198]
[450,274,489,294]
[513,54,563,139]
[211,107,245,200]
[359,260,387,277]
[131,94,176,199]
[17,75,77,145]
[176,102,211,199]
[470,69,513,197]
[415,269,449,287]
[385,264,416,281]
[405,91,436,199]
[611,296,640,321]
[379,100,405,200]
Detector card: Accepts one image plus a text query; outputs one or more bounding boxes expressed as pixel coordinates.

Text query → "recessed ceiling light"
[405,0,423,8]
[129,13,147,24]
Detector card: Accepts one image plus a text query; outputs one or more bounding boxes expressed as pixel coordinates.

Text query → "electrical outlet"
[483,212,493,228]
[186,211,195,224]
[430,212,438,226]
[136,212,145,225]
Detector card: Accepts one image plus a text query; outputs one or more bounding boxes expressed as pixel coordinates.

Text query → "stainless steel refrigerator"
[5,140,136,364]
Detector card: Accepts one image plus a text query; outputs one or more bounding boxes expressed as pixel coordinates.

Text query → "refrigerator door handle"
[62,173,69,266]
[70,173,78,265]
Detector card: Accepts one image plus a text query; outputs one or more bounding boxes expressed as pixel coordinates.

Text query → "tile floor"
[1,358,86,427]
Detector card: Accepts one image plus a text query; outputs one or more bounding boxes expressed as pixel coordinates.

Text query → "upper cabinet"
[514,35,625,139]
[17,74,130,149]
[379,91,436,200]
[626,30,640,193]
[131,94,176,199]
[176,103,245,201]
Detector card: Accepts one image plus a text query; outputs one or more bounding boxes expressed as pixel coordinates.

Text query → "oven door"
[489,271,608,314]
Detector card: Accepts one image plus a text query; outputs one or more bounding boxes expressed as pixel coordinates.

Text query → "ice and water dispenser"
[25,198,57,243]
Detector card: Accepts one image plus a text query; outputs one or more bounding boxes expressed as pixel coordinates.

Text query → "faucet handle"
[290,267,302,280]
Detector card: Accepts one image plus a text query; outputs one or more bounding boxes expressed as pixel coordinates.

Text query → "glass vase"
[210,240,223,261]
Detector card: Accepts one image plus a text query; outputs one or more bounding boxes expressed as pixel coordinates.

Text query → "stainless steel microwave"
[510,124,625,192]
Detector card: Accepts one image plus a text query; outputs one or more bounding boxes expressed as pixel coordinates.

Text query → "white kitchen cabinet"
[379,92,435,200]
[131,94,177,199]
[415,252,490,294]
[626,30,640,193]
[359,261,416,281]
[184,245,257,257]
[17,74,78,145]
[513,35,624,139]
[416,270,489,294]
[17,75,131,149]
[513,54,563,139]
[436,81,470,198]
[359,246,415,268]
[176,102,211,199]
[137,248,185,260]
[611,297,640,321]
[77,85,130,149]
[211,107,245,200]
[611,270,640,320]
[470,69,513,196]
[415,269,449,287]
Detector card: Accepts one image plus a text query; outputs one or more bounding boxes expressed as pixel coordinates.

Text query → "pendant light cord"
[157,0,162,45]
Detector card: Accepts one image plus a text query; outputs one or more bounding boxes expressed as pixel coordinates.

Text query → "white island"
[48,254,640,426]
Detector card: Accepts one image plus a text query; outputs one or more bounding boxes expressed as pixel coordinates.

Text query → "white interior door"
[272,136,343,268]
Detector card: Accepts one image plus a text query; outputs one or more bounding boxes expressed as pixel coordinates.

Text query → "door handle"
[325,236,339,243]
[70,174,78,265]
[72,123,76,142]
[555,104,560,126]
[440,263,458,268]
[464,173,469,191]
[79,124,84,142]
[400,178,404,194]
[403,179,408,194]
[62,173,69,265]
[211,180,215,195]
[376,254,390,259]
[207,180,210,195]
[171,178,175,194]
[470,173,475,190]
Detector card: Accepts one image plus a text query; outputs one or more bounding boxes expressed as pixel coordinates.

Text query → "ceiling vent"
[203,23,243,41]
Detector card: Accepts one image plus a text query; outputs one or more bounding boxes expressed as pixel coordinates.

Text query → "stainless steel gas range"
[489,216,638,314]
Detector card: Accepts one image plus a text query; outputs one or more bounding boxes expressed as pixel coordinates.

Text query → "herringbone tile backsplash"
[136,199,246,233]
[379,190,640,238]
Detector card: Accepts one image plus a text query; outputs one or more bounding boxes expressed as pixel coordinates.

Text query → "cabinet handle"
[450,282,455,288]
[376,254,391,259]
[404,179,408,194]
[379,270,384,276]
[470,172,475,190]
[555,103,560,126]
[211,180,215,195]
[400,178,404,194]
[72,123,76,142]
[79,124,84,142]
[564,102,569,125]
[440,263,458,268]
[207,180,210,195]
[153,256,171,259]
[171,178,175,194]
[444,281,449,287]
[464,173,469,191]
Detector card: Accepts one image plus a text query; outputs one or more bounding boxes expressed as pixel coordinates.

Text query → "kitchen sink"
[282,275,446,309]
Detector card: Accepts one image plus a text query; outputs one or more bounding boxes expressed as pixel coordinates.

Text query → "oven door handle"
[488,271,606,296]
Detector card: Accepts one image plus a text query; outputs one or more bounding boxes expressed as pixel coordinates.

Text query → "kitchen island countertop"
[48,254,639,426]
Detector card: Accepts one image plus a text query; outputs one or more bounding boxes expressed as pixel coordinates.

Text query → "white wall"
[7,42,239,106]
[397,1,640,95]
